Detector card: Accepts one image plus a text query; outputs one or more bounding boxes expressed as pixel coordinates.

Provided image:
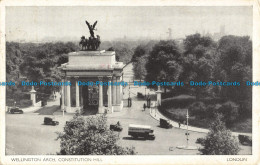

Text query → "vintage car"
[238,135,252,146]
[7,107,23,114]
[128,124,155,140]
[160,118,173,129]
[110,122,123,132]
[43,117,59,126]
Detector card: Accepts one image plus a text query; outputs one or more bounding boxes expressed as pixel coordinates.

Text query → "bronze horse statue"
[79,36,88,51]
[79,20,101,51]
[89,35,101,50]
[79,35,101,51]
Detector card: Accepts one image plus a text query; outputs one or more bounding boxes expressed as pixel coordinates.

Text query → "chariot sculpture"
[79,20,101,51]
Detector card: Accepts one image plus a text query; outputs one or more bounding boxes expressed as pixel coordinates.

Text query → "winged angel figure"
[85,20,98,38]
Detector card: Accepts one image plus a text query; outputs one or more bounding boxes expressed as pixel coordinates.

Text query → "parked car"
[7,107,23,114]
[43,117,59,126]
[137,92,145,99]
[160,118,172,129]
[110,121,123,132]
[128,124,155,140]
[238,135,252,146]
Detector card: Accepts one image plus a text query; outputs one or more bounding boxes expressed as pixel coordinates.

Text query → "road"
[5,63,252,155]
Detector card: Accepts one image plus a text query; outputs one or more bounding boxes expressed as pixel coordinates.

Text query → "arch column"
[112,76,117,105]
[66,78,71,112]
[61,78,65,110]
[113,75,123,112]
[107,76,113,113]
[98,76,104,113]
[75,77,80,112]
[116,76,121,104]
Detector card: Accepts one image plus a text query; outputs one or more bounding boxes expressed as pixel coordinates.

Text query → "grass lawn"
[34,105,60,115]
[162,108,252,133]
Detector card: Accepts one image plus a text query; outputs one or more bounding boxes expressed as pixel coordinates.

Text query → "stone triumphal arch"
[59,50,124,114]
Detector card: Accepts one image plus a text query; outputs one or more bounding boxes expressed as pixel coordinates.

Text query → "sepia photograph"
[0,1,259,164]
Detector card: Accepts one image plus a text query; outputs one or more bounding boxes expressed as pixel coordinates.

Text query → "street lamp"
[176,109,198,150]
[186,109,189,147]
[162,75,166,94]
[145,86,147,98]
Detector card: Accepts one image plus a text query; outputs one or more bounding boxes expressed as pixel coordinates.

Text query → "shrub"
[198,113,240,155]
[6,99,15,106]
[56,113,136,155]
[19,99,32,108]
[217,101,239,127]
[196,138,205,144]
[189,101,206,118]
[203,104,219,119]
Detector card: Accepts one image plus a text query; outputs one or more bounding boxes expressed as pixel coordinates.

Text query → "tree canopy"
[57,113,136,155]
[198,113,240,155]
[6,41,79,103]
[146,40,182,84]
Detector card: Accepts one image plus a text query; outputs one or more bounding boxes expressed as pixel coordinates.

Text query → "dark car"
[238,135,252,146]
[44,117,59,126]
[110,123,123,132]
[160,118,172,129]
[8,107,23,114]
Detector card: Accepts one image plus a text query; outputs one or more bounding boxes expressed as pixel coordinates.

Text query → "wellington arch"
[59,50,125,114]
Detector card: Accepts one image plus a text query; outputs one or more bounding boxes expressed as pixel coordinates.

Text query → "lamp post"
[154,102,157,117]
[145,86,147,98]
[176,109,197,150]
[128,80,131,107]
[186,109,189,147]
[162,76,166,94]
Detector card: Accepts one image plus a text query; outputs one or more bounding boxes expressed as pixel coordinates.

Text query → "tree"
[6,42,79,102]
[56,113,136,155]
[133,55,148,81]
[132,45,146,62]
[198,113,240,155]
[216,35,252,115]
[183,33,215,55]
[189,101,206,119]
[217,101,239,127]
[146,40,182,86]
[106,47,115,51]
[180,34,217,97]
[132,41,156,82]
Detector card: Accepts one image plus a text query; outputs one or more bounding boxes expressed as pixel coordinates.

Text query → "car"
[7,107,23,114]
[128,124,155,140]
[110,122,123,132]
[238,135,252,146]
[160,118,172,129]
[44,117,59,126]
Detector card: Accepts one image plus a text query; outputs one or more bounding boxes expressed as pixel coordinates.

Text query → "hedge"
[19,99,32,108]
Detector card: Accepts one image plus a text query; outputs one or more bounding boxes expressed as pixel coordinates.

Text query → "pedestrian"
[178,121,181,128]
[128,97,132,107]
[147,94,151,108]
[143,103,146,111]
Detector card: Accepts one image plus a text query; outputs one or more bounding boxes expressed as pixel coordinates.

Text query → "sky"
[6,6,252,42]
